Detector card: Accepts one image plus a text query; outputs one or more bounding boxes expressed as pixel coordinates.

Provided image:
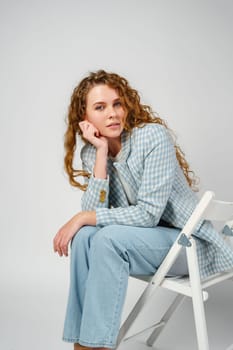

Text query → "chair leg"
[114,280,160,349]
[191,292,209,350]
[146,294,185,347]
[187,240,209,350]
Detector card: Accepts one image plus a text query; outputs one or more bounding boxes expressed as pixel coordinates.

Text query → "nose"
[108,106,117,118]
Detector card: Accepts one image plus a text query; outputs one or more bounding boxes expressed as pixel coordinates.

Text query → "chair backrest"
[181,191,233,240]
[150,191,233,284]
[205,197,233,222]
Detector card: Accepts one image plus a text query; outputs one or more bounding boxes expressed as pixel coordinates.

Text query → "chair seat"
[133,268,233,302]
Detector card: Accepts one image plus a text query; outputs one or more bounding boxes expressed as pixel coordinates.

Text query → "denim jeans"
[62,224,188,348]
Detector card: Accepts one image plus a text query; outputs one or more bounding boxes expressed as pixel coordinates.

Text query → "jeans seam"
[63,336,115,347]
[108,260,126,343]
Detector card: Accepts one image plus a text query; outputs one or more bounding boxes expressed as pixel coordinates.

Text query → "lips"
[107,123,120,127]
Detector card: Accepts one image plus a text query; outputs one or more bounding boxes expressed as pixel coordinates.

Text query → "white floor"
[1,280,233,350]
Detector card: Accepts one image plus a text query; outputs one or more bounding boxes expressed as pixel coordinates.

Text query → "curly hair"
[64,69,198,191]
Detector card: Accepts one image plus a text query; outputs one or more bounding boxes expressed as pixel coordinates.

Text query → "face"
[84,84,127,140]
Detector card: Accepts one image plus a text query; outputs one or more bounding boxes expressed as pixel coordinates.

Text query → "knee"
[71,225,97,252]
[93,225,121,242]
[91,225,127,254]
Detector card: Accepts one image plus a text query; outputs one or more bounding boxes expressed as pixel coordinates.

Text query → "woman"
[53,70,233,350]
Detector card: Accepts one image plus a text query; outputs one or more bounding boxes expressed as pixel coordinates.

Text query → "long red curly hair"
[64,70,198,191]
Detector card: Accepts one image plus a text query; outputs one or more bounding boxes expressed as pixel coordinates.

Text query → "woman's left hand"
[53,213,82,257]
[53,211,96,257]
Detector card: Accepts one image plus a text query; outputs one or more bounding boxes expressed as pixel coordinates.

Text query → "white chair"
[115,191,233,350]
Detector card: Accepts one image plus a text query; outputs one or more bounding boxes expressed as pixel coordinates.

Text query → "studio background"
[0,1,233,349]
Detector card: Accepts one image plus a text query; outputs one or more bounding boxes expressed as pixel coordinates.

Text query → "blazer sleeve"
[96,125,177,227]
[81,146,110,211]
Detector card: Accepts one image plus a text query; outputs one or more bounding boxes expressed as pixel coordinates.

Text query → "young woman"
[53,70,233,350]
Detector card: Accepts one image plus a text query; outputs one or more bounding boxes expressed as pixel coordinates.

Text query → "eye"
[114,101,122,107]
[95,105,104,111]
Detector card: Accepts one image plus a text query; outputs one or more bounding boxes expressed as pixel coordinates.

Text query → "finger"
[94,129,100,137]
[53,236,58,252]
[53,234,63,256]
[79,121,86,132]
[56,243,63,257]
[79,120,92,132]
[80,121,99,137]
[60,239,69,257]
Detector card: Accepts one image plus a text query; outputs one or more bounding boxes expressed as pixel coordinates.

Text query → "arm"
[53,121,108,257]
[96,125,176,227]
[81,154,110,210]
[53,211,96,257]
[80,121,111,210]
[79,120,108,179]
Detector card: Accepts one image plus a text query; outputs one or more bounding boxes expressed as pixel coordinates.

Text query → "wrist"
[96,146,108,157]
[94,148,108,179]
[76,211,96,227]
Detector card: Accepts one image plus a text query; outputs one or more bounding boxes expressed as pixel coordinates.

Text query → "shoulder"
[131,123,173,149]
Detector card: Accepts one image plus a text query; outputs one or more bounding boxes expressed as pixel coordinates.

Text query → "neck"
[108,138,121,157]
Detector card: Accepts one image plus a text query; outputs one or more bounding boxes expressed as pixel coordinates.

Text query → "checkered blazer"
[80,123,233,278]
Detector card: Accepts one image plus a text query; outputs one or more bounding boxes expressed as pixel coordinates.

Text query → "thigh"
[71,225,99,252]
[94,224,182,275]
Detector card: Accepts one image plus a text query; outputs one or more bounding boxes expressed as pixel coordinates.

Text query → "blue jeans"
[62,225,188,348]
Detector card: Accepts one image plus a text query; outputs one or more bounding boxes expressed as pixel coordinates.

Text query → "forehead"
[86,84,119,104]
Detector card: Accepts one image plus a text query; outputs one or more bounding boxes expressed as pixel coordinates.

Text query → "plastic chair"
[115,191,233,350]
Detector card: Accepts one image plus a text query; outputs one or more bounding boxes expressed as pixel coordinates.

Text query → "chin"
[108,131,122,137]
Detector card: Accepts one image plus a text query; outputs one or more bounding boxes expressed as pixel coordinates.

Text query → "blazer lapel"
[112,130,138,205]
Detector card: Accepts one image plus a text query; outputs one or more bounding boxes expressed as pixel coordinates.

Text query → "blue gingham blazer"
[80,123,233,278]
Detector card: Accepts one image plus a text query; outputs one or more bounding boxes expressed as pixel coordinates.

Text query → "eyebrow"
[93,98,120,106]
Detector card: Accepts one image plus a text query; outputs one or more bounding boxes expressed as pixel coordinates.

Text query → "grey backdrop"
[0,1,233,349]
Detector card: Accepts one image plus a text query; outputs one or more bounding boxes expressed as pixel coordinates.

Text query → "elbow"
[137,206,160,227]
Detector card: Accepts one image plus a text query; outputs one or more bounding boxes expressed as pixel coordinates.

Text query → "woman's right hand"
[79,121,108,151]
[79,121,108,179]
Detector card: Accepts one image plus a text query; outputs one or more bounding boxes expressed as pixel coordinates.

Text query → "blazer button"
[99,190,106,203]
